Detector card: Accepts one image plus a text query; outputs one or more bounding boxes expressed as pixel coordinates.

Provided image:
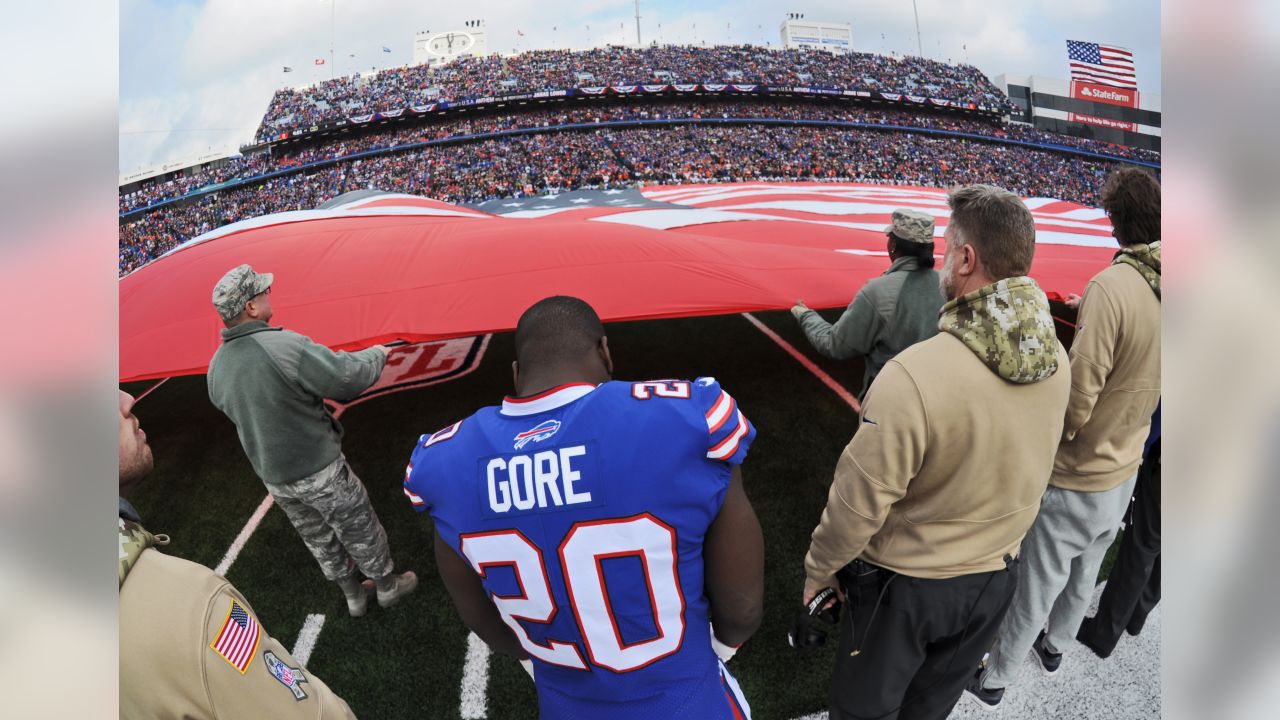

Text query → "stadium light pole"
[328,0,335,80]
[911,0,923,57]
[634,0,642,46]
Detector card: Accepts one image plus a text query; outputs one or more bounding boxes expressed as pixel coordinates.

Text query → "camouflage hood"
[1112,241,1161,300]
[118,517,167,589]
[938,276,1060,384]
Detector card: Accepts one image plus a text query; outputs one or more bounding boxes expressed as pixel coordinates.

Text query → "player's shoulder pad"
[418,419,466,452]
[404,419,467,510]
[694,377,755,464]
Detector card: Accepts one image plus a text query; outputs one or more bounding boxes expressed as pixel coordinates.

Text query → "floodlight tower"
[634,0,642,46]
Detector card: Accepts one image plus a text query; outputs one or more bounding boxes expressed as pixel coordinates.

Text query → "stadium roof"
[119,184,1115,382]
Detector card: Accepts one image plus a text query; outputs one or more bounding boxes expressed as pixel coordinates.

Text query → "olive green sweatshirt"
[796,256,944,399]
[207,321,386,484]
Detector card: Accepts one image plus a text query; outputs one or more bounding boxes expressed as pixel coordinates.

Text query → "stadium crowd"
[122,100,1160,214]
[253,45,1014,141]
[120,122,1135,275]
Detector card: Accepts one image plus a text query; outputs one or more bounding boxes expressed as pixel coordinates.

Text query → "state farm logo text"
[1080,87,1132,103]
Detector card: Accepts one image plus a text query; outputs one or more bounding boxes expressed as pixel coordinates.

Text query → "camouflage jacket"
[937,276,1060,384]
[120,498,166,588]
[1112,241,1161,300]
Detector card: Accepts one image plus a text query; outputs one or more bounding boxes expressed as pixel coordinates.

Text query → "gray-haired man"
[791,208,944,401]
[207,264,416,616]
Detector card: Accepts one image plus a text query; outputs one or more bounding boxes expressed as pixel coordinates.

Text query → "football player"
[405,296,763,718]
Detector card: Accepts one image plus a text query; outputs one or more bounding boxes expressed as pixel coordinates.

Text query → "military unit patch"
[264,651,309,701]
[210,599,261,674]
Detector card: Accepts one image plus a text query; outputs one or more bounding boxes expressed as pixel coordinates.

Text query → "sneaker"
[1033,630,1063,674]
[964,667,1004,711]
[376,571,419,608]
[338,576,375,618]
[1076,618,1114,659]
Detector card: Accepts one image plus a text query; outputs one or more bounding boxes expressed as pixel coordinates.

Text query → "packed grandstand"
[118,44,1161,276]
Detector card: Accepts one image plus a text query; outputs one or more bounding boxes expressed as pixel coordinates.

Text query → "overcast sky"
[119,0,1160,176]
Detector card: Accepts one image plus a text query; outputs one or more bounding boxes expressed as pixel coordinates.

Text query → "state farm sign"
[1070,80,1139,108]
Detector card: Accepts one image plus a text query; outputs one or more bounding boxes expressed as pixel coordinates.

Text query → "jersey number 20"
[459,513,686,673]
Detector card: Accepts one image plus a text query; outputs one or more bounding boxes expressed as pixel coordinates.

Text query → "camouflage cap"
[212,264,273,322]
[884,208,936,244]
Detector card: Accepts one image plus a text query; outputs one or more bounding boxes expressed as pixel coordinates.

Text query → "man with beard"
[802,185,1071,720]
[119,390,357,718]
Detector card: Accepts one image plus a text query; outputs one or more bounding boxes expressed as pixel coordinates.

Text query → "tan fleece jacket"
[1051,262,1161,492]
[121,548,357,719]
[805,278,1071,587]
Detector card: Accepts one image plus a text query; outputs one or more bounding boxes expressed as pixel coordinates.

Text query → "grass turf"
[124,306,1106,719]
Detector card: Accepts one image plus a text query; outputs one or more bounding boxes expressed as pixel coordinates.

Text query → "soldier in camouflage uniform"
[206,265,417,616]
[802,186,1071,720]
[119,390,358,718]
[791,208,945,401]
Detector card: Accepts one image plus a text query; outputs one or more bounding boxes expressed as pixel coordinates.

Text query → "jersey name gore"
[487,445,592,513]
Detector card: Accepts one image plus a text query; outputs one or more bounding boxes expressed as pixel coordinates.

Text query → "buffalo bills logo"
[514,419,561,450]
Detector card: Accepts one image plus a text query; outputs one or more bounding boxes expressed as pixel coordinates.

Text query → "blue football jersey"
[405,378,756,719]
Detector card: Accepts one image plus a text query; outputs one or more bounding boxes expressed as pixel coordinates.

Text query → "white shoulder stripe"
[707,411,749,460]
[705,391,734,431]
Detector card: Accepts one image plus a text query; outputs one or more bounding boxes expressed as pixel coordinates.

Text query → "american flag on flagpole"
[1066,40,1137,89]
[210,599,261,673]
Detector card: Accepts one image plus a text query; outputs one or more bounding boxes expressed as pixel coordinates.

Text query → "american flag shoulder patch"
[210,598,262,674]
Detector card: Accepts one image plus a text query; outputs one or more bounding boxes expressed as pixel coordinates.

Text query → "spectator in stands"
[803,185,1071,720]
[251,45,1014,143]
[790,208,944,401]
[119,113,1156,276]
[967,166,1161,708]
[119,389,357,718]
[205,265,418,617]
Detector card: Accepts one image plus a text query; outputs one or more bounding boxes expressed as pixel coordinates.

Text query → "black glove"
[787,587,842,649]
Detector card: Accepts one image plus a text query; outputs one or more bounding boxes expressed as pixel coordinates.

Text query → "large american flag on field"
[210,599,261,673]
[122,183,1127,382]
[1067,40,1137,89]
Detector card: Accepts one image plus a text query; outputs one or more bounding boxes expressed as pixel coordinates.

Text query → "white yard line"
[459,632,493,719]
[740,313,861,414]
[290,613,327,667]
[213,493,275,577]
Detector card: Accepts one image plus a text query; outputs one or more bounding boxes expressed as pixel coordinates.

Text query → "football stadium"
[120,16,1160,720]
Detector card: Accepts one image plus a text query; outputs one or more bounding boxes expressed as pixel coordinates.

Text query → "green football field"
[124,306,1099,719]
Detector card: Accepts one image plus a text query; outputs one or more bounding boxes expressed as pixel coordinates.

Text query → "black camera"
[787,586,842,648]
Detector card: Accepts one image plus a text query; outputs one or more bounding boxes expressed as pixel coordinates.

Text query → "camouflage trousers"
[267,454,394,583]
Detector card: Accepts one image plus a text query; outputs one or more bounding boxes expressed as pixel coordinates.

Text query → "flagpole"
[911,0,923,57]
[329,0,335,80]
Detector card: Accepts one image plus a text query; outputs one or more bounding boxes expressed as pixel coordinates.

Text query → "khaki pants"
[268,454,394,582]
